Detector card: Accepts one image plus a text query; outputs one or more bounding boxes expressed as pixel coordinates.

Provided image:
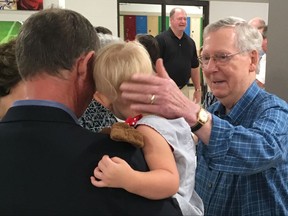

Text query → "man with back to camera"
[0,8,183,216]
[156,7,201,103]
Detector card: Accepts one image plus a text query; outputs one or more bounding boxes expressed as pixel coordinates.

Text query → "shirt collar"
[168,27,187,40]
[12,99,79,123]
[212,81,261,122]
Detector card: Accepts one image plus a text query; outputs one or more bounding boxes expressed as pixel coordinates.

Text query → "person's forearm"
[191,67,201,90]
[204,114,286,175]
[123,169,179,200]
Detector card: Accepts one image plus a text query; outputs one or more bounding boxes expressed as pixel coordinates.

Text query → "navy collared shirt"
[13,99,79,124]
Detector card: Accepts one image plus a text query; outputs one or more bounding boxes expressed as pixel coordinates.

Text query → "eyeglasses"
[198,51,243,67]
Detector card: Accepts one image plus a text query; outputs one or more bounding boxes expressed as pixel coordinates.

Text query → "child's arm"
[90,124,179,200]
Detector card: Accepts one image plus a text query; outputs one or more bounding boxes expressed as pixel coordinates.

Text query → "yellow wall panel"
[190,17,201,51]
[147,16,158,37]
[119,15,124,40]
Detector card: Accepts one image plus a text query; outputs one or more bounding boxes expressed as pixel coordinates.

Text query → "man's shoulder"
[156,28,172,38]
[183,33,196,44]
[156,31,167,40]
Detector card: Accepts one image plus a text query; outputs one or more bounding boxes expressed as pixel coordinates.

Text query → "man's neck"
[170,27,184,39]
[24,73,74,110]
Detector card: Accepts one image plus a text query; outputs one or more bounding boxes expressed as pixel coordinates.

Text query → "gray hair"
[203,17,263,53]
[97,33,122,48]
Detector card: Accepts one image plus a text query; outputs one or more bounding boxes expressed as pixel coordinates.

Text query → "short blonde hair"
[93,41,154,102]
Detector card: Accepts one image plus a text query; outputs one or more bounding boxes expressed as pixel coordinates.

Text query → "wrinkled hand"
[90,155,133,189]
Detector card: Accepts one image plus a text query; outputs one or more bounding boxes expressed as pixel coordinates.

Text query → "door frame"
[117,0,210,100]
[117,0,209,37]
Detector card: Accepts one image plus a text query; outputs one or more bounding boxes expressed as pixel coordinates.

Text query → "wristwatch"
[191,108,209,132]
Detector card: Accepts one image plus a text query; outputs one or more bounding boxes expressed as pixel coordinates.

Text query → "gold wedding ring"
[150,94,156,104]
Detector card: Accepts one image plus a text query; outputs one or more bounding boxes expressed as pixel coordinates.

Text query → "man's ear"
[249,50,259,72]
[77,51,95,78]
[94,91,111,109]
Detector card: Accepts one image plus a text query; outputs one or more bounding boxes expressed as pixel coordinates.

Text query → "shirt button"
[208,183,213,188]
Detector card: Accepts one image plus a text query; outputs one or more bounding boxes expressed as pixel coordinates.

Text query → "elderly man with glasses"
[119,16,288,216]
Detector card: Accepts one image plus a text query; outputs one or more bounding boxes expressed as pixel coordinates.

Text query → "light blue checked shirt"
[195,81,288,216]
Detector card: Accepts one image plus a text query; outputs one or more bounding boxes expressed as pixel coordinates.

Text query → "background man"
[156,7,201,103]
[248,16,266,34]
[249,17,267,88]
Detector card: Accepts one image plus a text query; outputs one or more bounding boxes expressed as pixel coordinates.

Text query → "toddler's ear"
[93,91,111,109]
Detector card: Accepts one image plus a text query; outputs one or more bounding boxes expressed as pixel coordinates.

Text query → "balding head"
[248,17,266,33]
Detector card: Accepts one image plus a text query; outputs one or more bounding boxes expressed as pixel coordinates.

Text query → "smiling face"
[202,27,258,109]
[170,8,187,35]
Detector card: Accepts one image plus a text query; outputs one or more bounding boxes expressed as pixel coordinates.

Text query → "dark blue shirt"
[196,82,288,215]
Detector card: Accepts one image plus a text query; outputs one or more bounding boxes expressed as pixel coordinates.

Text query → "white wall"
[0,0,118,35]
[120,3,203,16]
[64,0,117,35]
[209,1,268,23]
[0,9,36,22]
